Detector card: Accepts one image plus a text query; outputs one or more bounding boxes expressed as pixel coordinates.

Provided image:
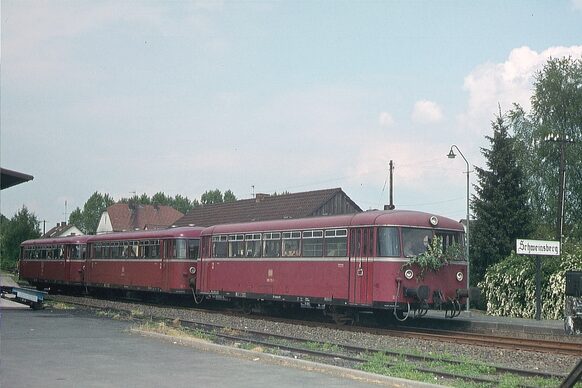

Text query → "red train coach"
[197,210,469,320]
[20,227,204,295]
[84,227,203,294]
[20,235,91,289]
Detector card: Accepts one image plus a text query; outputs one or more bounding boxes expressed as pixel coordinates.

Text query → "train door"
[162,239,178,292]
[348,227,374,305]
[64,244,71,282]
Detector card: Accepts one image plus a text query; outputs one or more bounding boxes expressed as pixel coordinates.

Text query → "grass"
[303,341,342,353]
[47,301,76,310]
[96,309,125,320]
[133,320,217,342]
[359,352,437,384]
[358,351,563,388]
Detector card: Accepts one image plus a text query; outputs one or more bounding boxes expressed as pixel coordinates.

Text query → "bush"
[479,242,582,319]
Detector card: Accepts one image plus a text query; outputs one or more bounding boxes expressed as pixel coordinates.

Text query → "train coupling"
[403,285,430,301]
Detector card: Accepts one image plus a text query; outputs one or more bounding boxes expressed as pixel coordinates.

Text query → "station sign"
[516,239,560,256]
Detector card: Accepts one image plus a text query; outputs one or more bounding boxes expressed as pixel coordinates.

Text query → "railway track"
[45,294,577,386]
[376,327,582,357]
[169,318,568,387]
[48,294,582,357]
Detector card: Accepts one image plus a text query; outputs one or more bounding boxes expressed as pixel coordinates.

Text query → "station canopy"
[1,168,34,190]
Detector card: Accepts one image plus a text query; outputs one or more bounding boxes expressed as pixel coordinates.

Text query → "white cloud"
[378,111,395,127]
[458,45,582,135]
[573,0,582,10]
[411,100,444,124]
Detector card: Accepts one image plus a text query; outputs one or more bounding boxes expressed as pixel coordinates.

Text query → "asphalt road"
[1,308,400,388]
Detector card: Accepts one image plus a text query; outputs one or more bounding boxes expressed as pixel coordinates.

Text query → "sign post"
[516,239,560,320]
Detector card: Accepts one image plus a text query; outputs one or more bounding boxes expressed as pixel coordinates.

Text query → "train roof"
[86,227,204,243]
[201,209,464,235]
[20,227,204,247]
[21,234,92,246]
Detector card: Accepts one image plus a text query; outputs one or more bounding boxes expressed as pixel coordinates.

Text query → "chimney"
[255,193,270,203]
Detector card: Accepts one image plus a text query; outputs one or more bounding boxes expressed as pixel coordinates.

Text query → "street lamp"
[447,145,471,313]
[544,133,576,245]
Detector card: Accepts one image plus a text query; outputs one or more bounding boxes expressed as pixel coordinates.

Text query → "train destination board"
[516,239,560,256]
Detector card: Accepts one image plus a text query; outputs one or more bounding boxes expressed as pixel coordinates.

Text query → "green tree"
[201,189,224,205]
[511,56,582,241]
[223,190,237,203]
[0,207,41,270]
[69,192,114,234]
[68,207,84,231]
[152,192,171,207]
[173,194,198,214]
[471,114,534,285]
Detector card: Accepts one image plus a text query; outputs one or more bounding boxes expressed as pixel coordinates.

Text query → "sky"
[1,0,582,231]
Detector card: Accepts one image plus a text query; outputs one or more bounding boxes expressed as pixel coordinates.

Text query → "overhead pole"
[385,160,395,210]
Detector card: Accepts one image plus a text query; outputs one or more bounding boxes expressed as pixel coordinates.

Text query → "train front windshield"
[377,227,465,260]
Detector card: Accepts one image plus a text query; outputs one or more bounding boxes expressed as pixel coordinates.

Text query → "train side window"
[212,235,228,258]
[175,239,187,259]
[142,240,160,259]
[188,239,199,260]
[282,231,301,257]
[362,228,374,257]
[94,244,102,259]
[302,230,323,257]
[110,242,122,259]
[228,234,245,258]
[324,229,347,257]
[263,232,281,257]
[349,229,363,257]
[245,234,261,258]
[377,227,400,257]
[165,240,174,258]
[124,241,138,259]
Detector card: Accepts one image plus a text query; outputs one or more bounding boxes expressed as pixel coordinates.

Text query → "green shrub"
[479,242,582,319]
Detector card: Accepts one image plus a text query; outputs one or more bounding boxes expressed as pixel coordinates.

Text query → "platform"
[410,309,569,337]
[1,308,436,388]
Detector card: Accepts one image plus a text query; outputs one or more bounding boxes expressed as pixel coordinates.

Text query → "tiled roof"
[42,222,82,238]
[107,203,184,232]
[173,188,362,227]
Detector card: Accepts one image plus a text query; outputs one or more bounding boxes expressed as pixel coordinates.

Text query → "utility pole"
[385,160,395,210]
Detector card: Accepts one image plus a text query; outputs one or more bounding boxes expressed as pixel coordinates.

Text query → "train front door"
[348,227,374,305]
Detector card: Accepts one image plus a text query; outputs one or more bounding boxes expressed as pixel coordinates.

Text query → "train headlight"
[429,216,439,226]
[189,266,196,275]
[404,269,414,280]
[456,271,464,282]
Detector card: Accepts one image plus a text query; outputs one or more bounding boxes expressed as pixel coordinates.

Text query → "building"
[173,187,362,228]
[42,222,83,238]
[96,203,184,234]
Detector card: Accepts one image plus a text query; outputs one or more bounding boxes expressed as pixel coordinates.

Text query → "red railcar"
[198,210,469,319]
[19,235,91,289]
[20,227,203,294]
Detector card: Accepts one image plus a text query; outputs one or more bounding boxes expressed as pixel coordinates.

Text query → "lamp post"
[544,133,575,245]
[447,145,470,313]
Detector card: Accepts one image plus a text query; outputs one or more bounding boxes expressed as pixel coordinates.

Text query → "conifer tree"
[471,114,533,284]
